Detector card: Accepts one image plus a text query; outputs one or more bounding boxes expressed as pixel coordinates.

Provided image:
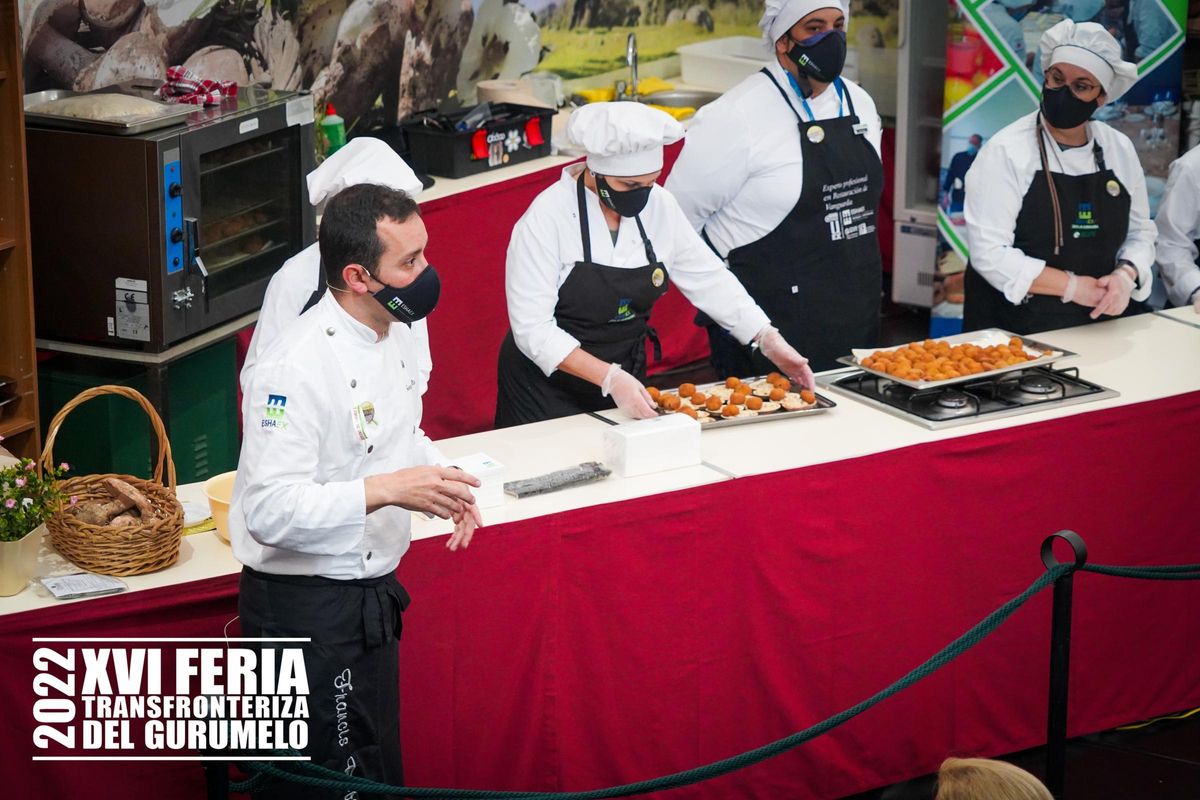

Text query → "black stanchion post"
[204,761,230,800]
[1040,531,1088,800]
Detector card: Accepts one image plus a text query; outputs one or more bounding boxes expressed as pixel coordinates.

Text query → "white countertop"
[3,313,1197,616]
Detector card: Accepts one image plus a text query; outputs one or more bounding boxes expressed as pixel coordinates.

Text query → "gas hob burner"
[936,390,971,409]
[996,370,1067,403]
[1017,374,1058,395]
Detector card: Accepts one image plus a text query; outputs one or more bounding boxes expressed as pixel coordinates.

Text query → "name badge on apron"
[852,122,868,136]
[807,125,825,144]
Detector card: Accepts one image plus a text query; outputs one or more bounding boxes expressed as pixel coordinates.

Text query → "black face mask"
[786,29,847,85]
[370,263,441,324]
[1040,84,1098,130]
[596,174,652,218]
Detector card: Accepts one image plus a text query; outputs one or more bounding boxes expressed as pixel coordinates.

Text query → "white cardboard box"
[451,452,506,508]
[602,414,701,478]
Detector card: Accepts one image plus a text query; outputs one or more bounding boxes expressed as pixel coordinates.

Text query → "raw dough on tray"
[30,94,167,122]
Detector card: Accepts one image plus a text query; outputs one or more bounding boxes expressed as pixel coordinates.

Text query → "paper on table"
[40,573,127,600]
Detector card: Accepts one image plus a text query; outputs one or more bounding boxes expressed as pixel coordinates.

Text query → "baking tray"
[836,328,1074,390]
[653,376,835,429]
[24,89,195,135]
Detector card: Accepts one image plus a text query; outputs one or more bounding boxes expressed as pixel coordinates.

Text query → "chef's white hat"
[307,138,424,206]
[759,0,848,48]
[1039,19,1139,102]
[567,102,684,177]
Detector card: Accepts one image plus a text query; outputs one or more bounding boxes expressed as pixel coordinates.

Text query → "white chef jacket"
[508,164,771,377]
[231,293,443,579]
[963,111,1155,305]
[1155,145,1200,307]
[665,60,882,258]
[240,243,432,400]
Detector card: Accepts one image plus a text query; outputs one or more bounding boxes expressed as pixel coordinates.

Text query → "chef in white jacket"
[232,184,481,797]
[494,101,815,427]
[1155,144,1200,312]
[665,0,885,373]
[963,20,1155,334]
[240,138,431,400]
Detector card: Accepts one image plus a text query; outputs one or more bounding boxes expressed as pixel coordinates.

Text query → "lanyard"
[786,73,844,122]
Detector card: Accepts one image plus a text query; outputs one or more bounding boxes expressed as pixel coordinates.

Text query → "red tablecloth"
[6,394,1194,799]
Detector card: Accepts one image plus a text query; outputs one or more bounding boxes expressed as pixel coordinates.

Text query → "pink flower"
[70,495,79,506]
[14,477,26,488]
[24,462,35,471]
[4,499,15,509]
[59,462,70,471]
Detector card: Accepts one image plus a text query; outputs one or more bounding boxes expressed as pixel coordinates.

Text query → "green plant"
[0,449,69,543]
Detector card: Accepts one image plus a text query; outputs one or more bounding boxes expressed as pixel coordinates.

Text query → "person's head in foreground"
[935,757,1053,800]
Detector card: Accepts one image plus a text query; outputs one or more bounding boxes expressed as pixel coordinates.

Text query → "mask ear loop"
[1036,113,1064,256]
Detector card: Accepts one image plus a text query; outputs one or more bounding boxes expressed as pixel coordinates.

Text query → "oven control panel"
[163,159,184,275]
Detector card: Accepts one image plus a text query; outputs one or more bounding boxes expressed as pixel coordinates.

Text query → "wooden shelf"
[0,416,36,440]
[0,0,41,458]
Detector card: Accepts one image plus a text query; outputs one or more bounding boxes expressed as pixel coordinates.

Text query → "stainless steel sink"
[637,89,721,109]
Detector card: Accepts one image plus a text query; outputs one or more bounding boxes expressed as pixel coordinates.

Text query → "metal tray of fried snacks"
[24,88,195,135]
[650,374,834,429]
[836,329,1074,390]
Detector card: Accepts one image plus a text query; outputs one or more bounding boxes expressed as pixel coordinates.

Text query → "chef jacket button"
[366,551,372,560]
[351,379,357,388]
[367,445,374,453]
[325,327,336,336]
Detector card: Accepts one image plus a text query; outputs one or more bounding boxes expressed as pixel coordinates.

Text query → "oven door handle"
[184,217,210,304]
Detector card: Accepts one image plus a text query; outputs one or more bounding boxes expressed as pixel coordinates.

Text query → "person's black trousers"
[238,567,409,799]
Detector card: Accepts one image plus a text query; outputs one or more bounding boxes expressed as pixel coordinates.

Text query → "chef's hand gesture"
[756,327,816,390]
[367,465,480,520]
[446,501,483,552]
[1090,266,1136,319]
[602,363,658,419]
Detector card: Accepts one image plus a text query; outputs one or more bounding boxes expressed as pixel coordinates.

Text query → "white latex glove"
[756,327,815,390]
[1061,271,1105,308]
[1091,267,1135,319]
[601,363,657,419]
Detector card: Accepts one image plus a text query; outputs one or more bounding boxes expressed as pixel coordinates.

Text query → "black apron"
[495,174,669,428]
[963,120,1145,334]
[703,70,884,375]
[238,567,410,799]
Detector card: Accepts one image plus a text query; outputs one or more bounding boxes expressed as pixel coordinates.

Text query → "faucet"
[626,33,638,101]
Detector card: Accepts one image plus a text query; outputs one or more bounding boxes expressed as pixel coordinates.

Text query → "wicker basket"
[40,385,183,576]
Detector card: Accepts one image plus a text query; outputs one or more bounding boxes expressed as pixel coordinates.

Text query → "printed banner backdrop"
[17,0,770,133]
[933,0,1189,333]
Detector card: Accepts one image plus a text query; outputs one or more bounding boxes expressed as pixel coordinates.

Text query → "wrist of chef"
[1061,271,1078,304]
[1114,261,1138,290]
[600,362,623,397]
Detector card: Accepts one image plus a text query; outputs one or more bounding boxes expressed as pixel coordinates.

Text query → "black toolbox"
[399,103,555,179]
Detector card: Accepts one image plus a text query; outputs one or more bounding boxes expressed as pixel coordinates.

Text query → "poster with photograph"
[933,0,1188,331]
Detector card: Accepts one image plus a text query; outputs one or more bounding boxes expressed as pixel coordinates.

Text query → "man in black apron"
[668,1,885,375]
[233,185,482,798]
[962,20,1153,334]
[495,102,816,428]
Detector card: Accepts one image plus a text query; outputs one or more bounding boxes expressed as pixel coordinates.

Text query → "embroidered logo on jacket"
[261,394,288,429]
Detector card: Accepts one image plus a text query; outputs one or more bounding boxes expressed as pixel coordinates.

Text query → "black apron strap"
[645,325,662,363]
[633,214,658,264]
[760,68,805,124]
[839,78,856,118]
[699,228,722,258]
[301,258,325,314]
[576,173,593,264]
